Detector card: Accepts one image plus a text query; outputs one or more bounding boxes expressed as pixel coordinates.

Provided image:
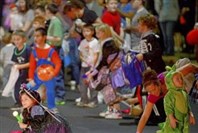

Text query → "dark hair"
[46,3,59,14]
[63,0,85,13]
[35,27,47,36]
[20,84,41,104]
[83,24,95,32]
[18,0,32,13]
[34,5,45,13]
[142,69,159,87]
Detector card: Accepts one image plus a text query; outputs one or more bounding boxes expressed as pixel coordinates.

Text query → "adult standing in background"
[154,0,180,55]
[125,0,149,51]
[17,0,34,33]
[84,0,104,17]
[63,0,102,39]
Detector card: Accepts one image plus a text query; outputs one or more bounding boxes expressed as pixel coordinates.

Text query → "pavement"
[0,87,198,133]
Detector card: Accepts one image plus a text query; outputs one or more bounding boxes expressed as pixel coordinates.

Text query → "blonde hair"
[95,23,123,48]
[12,30,26,38]
[2,32,12,44]
[95,23,112,39]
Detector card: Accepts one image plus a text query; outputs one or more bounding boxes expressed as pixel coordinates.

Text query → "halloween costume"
[28,46,61,109]
[19,86,72,133]
[158,66,191,133]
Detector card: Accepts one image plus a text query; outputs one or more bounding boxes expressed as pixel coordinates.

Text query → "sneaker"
[76,102,88,107]
[49,108,59,114]
[86,102,97,108]
[121,108,131,114]
[56,101,65,105]
[105,112,122,119]
[10,103,22,111]
[75,97,81,103]
[99,108,112,117]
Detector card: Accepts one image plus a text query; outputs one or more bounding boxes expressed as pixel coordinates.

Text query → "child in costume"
[18,84,72,133]
[27,27,61,111]
[136,14,165,74]
[158,66,196,133]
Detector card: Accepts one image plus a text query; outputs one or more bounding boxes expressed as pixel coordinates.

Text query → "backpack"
[121,51,145,89]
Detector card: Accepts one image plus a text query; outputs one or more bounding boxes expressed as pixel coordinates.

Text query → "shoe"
[49,107,59,114]
[55,98,65,105]
[105,112,122,119]
[121,108,131,114]
[99,108,112,117]
[75,97,81,103]
[56,101,65,105]
[86,102,97,108]
[76,102,88,107]
[10,103,22,111]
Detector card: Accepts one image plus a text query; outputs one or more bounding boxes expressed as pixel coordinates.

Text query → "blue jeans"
[54,46,66,101]
[68,38,80,85]
[160,21,176,55]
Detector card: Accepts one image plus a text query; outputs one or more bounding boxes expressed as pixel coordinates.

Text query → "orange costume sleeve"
[28,47,62,80]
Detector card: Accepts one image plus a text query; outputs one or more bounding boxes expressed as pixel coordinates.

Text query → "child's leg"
[78,67,89,104]
[45,78,56,109]
[14,71,28,104]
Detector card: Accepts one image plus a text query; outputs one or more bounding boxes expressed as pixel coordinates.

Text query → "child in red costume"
[27,27,61,112]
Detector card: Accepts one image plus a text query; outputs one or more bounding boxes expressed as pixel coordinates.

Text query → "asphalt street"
[0,88,198,133]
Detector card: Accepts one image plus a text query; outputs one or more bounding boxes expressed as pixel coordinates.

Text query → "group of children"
[0,0,197,132]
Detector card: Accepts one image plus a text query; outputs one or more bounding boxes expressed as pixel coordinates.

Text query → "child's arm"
[164,93,177,128]
[18,122,28,129]
[92,52,100,68]
[51,50,62,77]
[28,53,37,81]
[168,113,178,129]
[136,101,154,133]
[14,62,29,70]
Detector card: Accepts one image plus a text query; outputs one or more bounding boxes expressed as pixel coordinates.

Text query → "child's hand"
[189,115,196,125]
[169,116,178,129]
[189,112,196,125]
[14,64,20,70]
[18,122,28,129]
[136,54,143,61]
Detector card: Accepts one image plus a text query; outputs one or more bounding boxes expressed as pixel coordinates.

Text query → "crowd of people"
[0,0,198,133]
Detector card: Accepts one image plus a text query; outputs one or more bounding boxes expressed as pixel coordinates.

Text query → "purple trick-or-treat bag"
[110,67,125,89]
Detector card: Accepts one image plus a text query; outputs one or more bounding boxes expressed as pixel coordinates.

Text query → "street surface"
[0,89,198,133]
